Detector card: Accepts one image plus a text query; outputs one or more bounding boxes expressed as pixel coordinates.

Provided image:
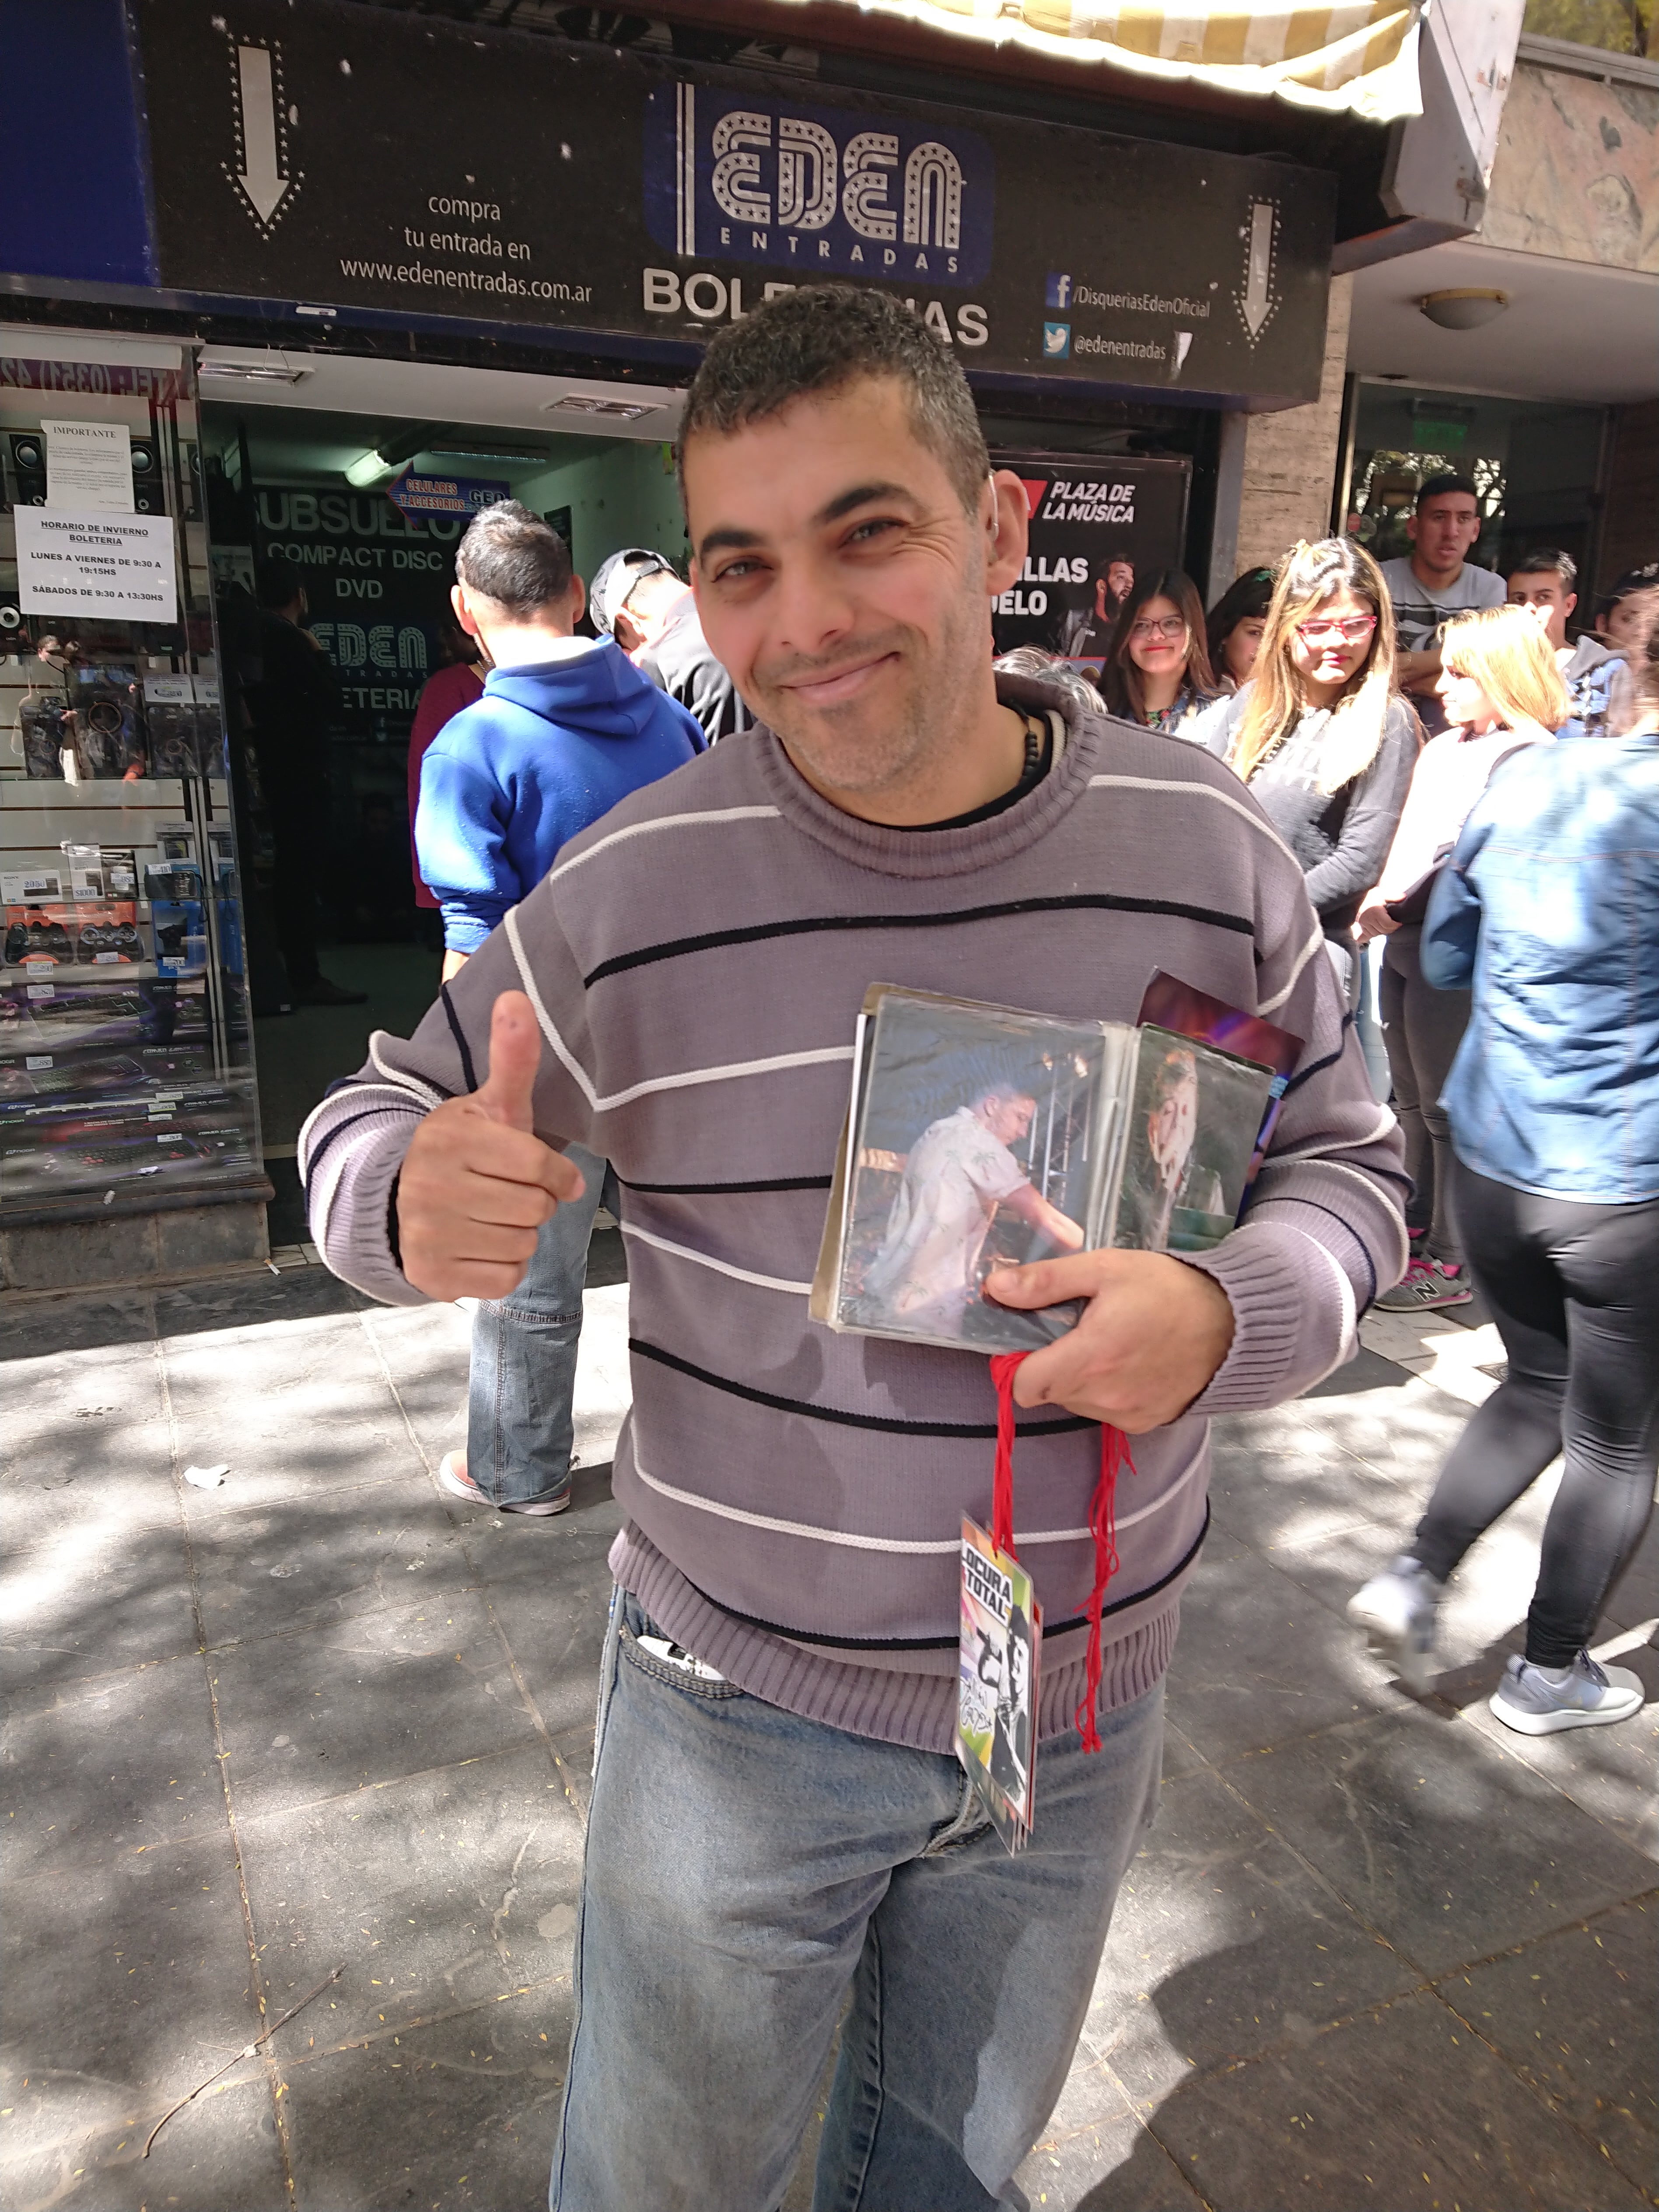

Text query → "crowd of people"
[303,284,1655,2209]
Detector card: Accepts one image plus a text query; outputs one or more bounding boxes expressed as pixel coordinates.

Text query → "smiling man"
[301,286,1404,2211]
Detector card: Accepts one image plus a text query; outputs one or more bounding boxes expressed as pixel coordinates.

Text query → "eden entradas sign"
[133,0,1336,406]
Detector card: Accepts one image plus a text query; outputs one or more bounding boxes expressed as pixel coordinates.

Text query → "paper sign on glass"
[41,420,134,512]
[15,509,178,623]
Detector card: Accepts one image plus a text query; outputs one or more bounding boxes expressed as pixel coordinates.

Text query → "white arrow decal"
[1240,202,1274,340]
[234,45,290,224]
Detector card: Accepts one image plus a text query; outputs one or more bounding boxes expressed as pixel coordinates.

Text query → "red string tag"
[987,1352,1134,1756]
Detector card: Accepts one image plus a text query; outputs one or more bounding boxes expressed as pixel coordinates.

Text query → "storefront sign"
[387,471,512,520]
[132,0,1335,407]
[14,509,178,623]
[989,454,1190,663]
[251,485,458,744]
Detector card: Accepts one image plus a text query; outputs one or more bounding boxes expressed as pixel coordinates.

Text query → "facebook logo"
[1042,321,1071,359]
[1045,272,1072,309]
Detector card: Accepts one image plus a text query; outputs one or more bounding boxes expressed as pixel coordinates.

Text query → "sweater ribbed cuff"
[309,1107,429,1307]
[1178,1222,1315,1414]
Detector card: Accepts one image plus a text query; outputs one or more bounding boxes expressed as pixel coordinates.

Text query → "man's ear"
[567,572,588,627]
[1406,512,1421,546]
[1564,592,1577,622]
[451,581,480,638]
[985,470,1029,599]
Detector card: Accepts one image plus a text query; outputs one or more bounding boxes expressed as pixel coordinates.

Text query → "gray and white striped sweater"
[302,677,1407,1753]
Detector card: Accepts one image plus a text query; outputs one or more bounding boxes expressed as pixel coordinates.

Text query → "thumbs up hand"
[396,990,587,1302]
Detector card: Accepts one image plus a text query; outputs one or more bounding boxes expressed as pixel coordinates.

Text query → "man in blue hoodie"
[416,500,704,1514]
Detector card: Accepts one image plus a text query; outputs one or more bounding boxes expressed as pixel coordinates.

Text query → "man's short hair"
[1416,472,1479,511]
[1510,547,1577,590]
[678,284,990,514]
[455,499,574,616]
[256,557,304,611]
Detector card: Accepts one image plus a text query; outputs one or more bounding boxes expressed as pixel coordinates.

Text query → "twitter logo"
[1045,273,1072,310]
[1042,321,1071,359]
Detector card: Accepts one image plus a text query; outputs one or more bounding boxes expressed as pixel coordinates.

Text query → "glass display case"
[0,332,263,1237]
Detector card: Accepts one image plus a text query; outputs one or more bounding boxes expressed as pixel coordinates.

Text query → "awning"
[791,0,1424,119]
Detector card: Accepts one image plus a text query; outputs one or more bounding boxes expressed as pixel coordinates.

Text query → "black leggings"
[1412,1159,1659,1667]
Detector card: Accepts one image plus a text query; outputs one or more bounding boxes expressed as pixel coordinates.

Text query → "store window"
[1343,383,1606,586]
[1,337,261,1226]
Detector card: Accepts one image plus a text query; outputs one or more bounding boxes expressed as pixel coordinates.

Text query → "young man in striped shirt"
[304,286,1406,2210]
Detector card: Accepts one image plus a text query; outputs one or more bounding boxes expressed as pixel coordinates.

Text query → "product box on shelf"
[64,668,148,781]
[150,900,206,977]
[3,903,145,970]
[0,977,148,1057]
[141,674,221,778]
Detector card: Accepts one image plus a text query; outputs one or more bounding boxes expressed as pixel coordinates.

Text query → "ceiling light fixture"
[344,448,396,488]
[197,359,312,384]
[1418,288,1509,331]
[423,444,549,466]
[342,424,444,490]
[543,394,660,421]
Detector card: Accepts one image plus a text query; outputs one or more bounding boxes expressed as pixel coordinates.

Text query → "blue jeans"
[551,1591,1165,2212]
[466,1143,615,1508]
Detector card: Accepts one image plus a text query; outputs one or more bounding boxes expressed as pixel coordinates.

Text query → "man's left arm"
[991,892,1407,1429]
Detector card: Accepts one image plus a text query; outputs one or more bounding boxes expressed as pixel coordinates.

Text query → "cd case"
[810,985,1278,1356]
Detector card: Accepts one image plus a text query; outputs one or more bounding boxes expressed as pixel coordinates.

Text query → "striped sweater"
[302,676,1407,1753]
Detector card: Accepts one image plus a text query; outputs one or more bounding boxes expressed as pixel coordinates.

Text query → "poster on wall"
[133,0,1336,410]
[989,455,1189,670]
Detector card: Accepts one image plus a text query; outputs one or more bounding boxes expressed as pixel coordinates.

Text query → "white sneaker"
[1348,1555,1443,1692]
[1488,1651,1645,1735]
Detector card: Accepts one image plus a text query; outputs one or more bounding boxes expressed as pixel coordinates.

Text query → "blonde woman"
[1349,595,1657,1734]
[1199,539,1418,991]
[1358,604,1569,1311]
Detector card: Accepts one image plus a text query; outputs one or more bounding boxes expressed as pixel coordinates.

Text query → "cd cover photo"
[812,986,1277,1357]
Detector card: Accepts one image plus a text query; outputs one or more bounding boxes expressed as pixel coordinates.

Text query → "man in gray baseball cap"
[591,545,750,743]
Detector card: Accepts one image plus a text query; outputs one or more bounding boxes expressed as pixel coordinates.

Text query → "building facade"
[0,0,1522,1289]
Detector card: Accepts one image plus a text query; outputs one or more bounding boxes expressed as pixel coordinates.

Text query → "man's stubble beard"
[755,586,991,805]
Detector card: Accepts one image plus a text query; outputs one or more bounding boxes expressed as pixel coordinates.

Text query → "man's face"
[1408,494,1481,579]
[1148,1066,1198,1191]
[979,1089,1036,1145]
[684,378,1025,807]
[1508,572,1575,651]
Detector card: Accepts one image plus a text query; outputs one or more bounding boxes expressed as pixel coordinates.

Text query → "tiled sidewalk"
[1,1268,1653,2212]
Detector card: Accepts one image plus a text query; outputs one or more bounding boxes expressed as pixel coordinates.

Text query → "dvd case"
[811,985,1277,1356]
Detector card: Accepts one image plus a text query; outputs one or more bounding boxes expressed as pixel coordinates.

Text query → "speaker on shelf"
[130,440,162,514]
[9,432,47,507]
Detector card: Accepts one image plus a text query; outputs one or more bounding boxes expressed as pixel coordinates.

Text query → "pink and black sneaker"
[1377,1258,1474,1312]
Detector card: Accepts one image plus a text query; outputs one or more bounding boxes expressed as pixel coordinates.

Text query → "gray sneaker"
[1377,1259,1473,1312]
[1347,1554,1442,1692]
[1489,1651,1645,1736]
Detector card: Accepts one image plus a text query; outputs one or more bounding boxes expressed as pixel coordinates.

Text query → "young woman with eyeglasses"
[1197,539,1418,1005]
[1097,569,1219,737]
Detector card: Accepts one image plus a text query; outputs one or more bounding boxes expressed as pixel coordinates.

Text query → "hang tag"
[957,1517,1041,1855]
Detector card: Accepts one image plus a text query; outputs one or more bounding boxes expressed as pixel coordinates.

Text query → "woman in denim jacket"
[1349,592,1659,1738]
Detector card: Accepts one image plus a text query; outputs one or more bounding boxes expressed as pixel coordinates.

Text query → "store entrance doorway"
[197,350,687,1222]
